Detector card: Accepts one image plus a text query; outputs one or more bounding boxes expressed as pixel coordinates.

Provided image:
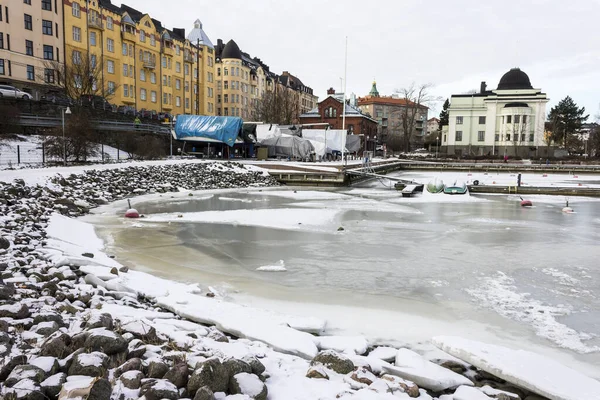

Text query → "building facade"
[61,1,214,116]
[299,93,378,137]
[0,0,64,98]
[427,117,440,135]
[214,39,316,123]
[443,68,549,157]
[357,82,429,150]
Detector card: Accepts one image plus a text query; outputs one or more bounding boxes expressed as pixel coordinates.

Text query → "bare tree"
[252,87,299,125]
[507,116,529,156]
[393,83,440,152]
[43,113,99,163]
[41,50,117,101]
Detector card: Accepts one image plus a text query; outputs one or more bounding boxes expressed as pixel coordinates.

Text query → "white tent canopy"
[302,129,347,154]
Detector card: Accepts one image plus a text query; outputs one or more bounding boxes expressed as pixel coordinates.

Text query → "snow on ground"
[143,208,343,232]
[248,189,350,200]
[0,134,128,167]
[433,336,600,400]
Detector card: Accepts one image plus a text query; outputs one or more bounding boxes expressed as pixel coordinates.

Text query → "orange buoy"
[520,200,533,207]
[543,174,548,177]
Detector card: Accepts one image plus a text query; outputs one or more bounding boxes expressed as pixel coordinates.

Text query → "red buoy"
[520,200,533,207]
[125,208,140,218]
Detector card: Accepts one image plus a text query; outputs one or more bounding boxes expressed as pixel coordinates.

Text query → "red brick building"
[299,93,378,137]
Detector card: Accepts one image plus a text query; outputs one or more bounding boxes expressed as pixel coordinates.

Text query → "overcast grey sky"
[124,0,600,119]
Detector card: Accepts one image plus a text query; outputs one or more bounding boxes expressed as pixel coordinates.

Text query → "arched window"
[325,108,330,118]
[333,108,337,118]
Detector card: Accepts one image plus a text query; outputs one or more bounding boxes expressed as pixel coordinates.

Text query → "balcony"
[88,17,104,30]
[143,59,156,69]
[184,53,194,63]
[121,30,136,42]
[162,45,174,57]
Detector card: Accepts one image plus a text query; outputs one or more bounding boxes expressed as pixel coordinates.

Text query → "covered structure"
[173,115,256,158]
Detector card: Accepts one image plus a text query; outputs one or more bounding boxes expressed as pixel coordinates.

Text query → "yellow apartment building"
[0,0,64,98]
[62,0,215,116]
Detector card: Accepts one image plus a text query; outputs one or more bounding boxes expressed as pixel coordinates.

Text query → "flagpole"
[341,36,348,165]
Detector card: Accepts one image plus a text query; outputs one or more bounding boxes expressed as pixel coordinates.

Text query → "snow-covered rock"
[381,348,473,391]
[433,336,600,400]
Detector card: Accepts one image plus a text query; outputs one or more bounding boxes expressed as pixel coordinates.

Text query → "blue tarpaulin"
[174,115,243,147]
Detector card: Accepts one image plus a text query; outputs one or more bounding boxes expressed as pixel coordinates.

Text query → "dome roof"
[497,68,533,90]
[221,40,242,60]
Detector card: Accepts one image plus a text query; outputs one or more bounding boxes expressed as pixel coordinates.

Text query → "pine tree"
[439,98,450,130]
[547,96,588,151]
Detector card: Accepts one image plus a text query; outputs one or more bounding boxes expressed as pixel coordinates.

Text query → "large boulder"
[223,358,252,379]
[0,303,30,319]
[40,372,67,399]
[68,352,109,377]
[84,329,127,355]
[163,362,190,388]
[146,360,169,379]
[40,333,72,358]
[192,386,214,400]
[0,283,16,300]
[229,372,268,400]
[120,370,144,390]
[85,313,113,330]
[311,350,355,374]
[3,378,45,400]
[139,378,180,400]
[115,357,143,377]
[243,355,266,376]
[88,378,112,400]
[0,355,28,381]
[5,364,47,387]
[187,358,229,394]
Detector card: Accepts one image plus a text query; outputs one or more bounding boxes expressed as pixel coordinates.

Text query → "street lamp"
[436,134,440,159]
[62,106,72,166]
[374,135,377,154]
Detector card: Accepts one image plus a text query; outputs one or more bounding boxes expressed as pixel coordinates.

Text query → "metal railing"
[17,114,170,134]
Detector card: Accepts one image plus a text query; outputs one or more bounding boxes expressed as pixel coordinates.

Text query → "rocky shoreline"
[0,161,590,400]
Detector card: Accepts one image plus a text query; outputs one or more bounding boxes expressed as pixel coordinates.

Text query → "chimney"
[480,81,487,93]
[327,87,335,95]
[173,28,185,38]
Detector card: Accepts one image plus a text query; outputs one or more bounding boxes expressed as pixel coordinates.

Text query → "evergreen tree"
[439,98,450,130]
[547,96,588,151]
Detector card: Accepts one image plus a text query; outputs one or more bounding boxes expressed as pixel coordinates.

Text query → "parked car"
[0,85,32,100]
[139,108,158,120]
[79,95,112,110]
[117,105,136,116]
[41,90,73,106]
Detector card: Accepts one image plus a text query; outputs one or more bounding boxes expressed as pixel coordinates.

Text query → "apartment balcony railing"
[88,17,104,30]
[121,31,136,42]
[162,45,174,56]
[143,59,156,69]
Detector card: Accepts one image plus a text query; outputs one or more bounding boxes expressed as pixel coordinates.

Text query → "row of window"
[216,93,248,106]
[0,33,59,61]
[20,15,60,39]
[217,67,250,80]
[217,107,246,117]
[0,59,55,83]
[453,131,535,142]
[455,115,528,125]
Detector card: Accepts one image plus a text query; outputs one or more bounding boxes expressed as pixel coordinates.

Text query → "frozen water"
[88,170,600,374]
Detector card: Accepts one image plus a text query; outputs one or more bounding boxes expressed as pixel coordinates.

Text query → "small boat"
[443,180,468,195]
[401,184,424,197]
[426,178,445,194]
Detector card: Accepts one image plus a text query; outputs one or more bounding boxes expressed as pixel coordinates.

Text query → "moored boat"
[426,178,445,194]
[443,180,468,195]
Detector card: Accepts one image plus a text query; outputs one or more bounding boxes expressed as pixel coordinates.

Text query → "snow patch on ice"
[466,271,600,354]
[256,260,287,272]
[144,208,342,232]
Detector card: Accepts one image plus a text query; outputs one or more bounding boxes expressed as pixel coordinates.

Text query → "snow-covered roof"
[187,19,214,49]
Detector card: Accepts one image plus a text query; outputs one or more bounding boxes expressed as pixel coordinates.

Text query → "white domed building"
[442,68,550,158]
